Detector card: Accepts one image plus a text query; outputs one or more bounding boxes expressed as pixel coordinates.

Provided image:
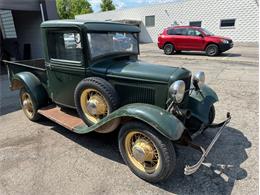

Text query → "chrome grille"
[115,84,155,106]
[179,75,192,107]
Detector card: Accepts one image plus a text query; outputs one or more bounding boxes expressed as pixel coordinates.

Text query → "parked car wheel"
[19,88,41,121]
[164,43,175,55]
[74,77,120,132]
[208,105,215,124]
[206,44,219,56]
[118,121,176,183]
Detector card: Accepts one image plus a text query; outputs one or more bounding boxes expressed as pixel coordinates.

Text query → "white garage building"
[76,0,259,43]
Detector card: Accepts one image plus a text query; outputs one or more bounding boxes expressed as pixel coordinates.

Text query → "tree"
[56,0,93,19]
[100,0,116,12]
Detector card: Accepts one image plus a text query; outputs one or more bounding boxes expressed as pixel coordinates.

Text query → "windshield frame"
[200,28,214,36]
[86,31,140,62]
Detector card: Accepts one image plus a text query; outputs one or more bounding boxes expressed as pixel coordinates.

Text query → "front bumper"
[157,42,164,49]
[219,41,233,52]
[184,112,231,175]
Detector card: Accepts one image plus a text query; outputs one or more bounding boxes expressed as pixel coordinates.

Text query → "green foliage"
[56,0,93,19]
[100,0,116,12]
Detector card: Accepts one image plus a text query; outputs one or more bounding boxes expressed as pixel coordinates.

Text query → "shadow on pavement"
[39,118,250,195]
[39,119,124,164]
[0,74,21,116]
[154,126,250,195]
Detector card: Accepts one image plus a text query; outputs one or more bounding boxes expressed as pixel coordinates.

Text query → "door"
[185,28,205,50]
[45,29,85,108]
[167,28,188,50]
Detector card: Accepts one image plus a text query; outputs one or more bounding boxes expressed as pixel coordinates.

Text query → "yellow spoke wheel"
[119,121,176,183]
[19,88,40,121]
[75,77,120,132]
[80,88,109,124]
[125,131,160,174]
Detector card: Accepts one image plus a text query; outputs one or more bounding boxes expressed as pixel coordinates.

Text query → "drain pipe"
[40,3,45,21]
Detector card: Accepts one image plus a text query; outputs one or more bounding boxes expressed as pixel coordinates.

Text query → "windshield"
[201,28,214,36]
[87,32,138,59]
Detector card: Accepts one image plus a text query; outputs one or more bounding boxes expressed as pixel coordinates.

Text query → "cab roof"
[41,20,140,33]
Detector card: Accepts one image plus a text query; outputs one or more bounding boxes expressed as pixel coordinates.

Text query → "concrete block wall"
[76,0,259,43]
[0,10,17,39]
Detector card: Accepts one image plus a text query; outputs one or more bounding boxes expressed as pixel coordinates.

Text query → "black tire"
[164,43,175,55]
[19,88,41,121]
[74,77,119,126]
[118,121,176,183]
[206,44,219,56]
[208,105,215,124]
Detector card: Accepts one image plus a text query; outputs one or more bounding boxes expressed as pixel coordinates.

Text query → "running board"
[38,105,85,131]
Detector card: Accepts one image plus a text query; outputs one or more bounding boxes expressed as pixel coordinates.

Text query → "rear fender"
[163,42,176,49]
[187,84,218,124]
[11,72,48,108]
[74,103,185,141]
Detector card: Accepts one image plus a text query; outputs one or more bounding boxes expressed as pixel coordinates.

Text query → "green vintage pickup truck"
[4,20,231,183]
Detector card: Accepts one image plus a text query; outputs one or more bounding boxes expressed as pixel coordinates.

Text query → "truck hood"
[91,60,190,83]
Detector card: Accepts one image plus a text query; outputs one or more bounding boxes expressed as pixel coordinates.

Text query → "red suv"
[158,26,233,56]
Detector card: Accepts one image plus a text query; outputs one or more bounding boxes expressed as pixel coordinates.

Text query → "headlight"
[193,71,205,87]
[169,80,186,103]
[221,39,229,44]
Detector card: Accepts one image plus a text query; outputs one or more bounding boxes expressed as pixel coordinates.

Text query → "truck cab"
[41,20,140,108]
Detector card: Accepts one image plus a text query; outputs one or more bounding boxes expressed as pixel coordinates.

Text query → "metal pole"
[40,3,45,21]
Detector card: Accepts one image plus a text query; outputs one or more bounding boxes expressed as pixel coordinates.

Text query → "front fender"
[12,72,48,108]
[187,84,218,124]
[74,103,185,141]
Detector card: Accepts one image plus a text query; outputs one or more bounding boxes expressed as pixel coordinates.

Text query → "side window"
[47,31,82,62]
[189,21,202,27]
[220,19,236,28]
[195,30,202,36]
[168,28,187,35]
[179,28,187,35]
[187,29,195,36]
[145,15,155,27]
[186,29,202,36]
[167,29,175,35]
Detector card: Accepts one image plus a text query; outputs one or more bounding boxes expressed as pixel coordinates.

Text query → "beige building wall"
[76,0,259,43]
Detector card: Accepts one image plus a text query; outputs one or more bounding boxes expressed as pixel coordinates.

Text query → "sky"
[89,0,182,12]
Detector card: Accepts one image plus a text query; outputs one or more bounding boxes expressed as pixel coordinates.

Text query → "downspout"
[40,3,45,21]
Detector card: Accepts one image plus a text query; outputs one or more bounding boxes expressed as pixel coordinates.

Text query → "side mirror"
[199,34,204,38]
